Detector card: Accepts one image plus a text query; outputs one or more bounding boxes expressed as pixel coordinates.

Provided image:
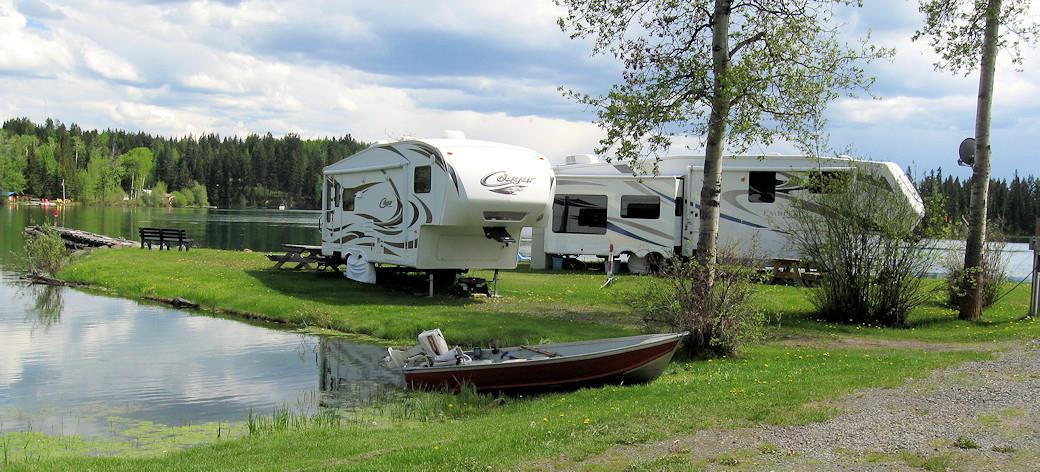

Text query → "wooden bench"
[139,227,193,251]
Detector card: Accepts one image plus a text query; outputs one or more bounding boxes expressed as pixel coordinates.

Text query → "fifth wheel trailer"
[321,137,554,283]
[532,154,924,273]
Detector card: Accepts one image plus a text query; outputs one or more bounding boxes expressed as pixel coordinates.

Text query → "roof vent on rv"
[442,130,466,140]
[564,154,600,165]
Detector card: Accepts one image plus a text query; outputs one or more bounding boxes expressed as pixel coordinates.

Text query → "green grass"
[8,345,987,471]
[58,249,645,346]
[752,281,1038,343]
[60,249,1036,347]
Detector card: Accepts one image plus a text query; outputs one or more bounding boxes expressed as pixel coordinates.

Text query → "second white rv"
[321,137,554,283]
[533,154,923,273]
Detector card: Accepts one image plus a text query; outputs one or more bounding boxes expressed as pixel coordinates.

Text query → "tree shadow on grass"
[244,269,475,308]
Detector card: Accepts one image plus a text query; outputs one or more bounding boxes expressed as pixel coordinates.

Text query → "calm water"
[0,204,397,438]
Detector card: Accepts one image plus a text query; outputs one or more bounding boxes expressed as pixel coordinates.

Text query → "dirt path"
[561,339,1040,471]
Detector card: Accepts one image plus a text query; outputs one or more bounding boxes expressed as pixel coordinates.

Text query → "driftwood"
[23,273,90,288]
[24,226,136,251]
[144,296,200,309]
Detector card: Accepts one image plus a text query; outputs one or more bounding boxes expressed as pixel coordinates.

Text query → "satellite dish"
[958,138,976,167]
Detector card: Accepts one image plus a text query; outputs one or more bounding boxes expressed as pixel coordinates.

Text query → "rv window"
[334,180,342,207]
[342,188,356,211]
[414,166,431,193]
[325,179,334,209]
[748,171,776,203]
[552,194,607,234]
[621,195,660,219]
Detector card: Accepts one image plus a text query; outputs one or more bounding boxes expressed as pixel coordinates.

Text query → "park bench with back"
[138,227,193,251]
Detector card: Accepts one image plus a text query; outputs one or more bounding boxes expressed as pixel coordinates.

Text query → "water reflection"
[318,338,402,409]
[28,284,64,330]
[0,274,397,438]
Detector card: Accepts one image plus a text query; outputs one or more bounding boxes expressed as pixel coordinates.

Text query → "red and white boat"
[384,329,687,391]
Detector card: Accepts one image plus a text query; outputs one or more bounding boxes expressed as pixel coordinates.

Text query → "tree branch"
[729,31,766,57]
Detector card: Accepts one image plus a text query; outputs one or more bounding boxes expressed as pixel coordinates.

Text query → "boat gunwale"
[400,332,687,374]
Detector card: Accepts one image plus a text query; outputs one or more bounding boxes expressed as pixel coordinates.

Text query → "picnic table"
[769,258,822,286]
[267,244,345,271]
[268,244,322,270]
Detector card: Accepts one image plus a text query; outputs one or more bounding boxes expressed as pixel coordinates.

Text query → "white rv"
[321,138,554,283]
[533,154,924,273]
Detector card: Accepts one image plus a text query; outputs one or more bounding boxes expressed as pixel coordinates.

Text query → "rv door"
[681,168,702,257]
[323,176,335,240]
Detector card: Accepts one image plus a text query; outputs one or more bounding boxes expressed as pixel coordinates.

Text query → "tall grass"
[245,406,343,436]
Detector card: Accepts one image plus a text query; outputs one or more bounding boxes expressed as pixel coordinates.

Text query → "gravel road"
[569,339,1040,471]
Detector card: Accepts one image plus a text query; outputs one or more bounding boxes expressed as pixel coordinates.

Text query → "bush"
[781,172,934,327]
[170,190,187,207]
[24,225,69,276]
[191,182,209,207]
[943,235,1010,308]
[634,246,764,357]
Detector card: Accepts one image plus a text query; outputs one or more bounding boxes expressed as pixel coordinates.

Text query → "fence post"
[1029,218,1039,317]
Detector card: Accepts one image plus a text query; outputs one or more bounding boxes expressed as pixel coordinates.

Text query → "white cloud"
[0,2,73,75]
[78,39,141,82]
[0,0,1037,178]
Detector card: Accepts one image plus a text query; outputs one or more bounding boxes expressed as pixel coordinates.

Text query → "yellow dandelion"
[448,403,454,408]
[583,418,590,425]
[542,417,548,422]
[559,413,565,417]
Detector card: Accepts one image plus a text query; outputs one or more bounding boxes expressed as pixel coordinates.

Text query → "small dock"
[24,226,136,251]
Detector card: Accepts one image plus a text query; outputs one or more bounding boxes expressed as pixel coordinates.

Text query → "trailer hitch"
[482,226,515,245]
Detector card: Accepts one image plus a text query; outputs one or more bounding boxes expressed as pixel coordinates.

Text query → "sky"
[0,0,1036,179]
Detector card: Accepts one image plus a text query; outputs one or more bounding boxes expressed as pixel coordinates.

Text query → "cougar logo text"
[379,197,393,208]
[480,171,536,195]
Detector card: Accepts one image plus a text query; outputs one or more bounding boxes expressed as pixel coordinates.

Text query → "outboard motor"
[383,328,472,369]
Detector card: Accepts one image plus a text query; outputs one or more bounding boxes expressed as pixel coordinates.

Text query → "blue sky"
[0,0,1036,179]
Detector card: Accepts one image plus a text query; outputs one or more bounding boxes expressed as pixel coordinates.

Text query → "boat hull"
[403,333,684,392]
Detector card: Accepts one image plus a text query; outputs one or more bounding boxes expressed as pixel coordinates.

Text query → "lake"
[0,205,398,442]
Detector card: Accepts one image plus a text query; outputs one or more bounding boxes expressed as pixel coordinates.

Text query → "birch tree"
[913,0,1039,320]
[556,0,890,287]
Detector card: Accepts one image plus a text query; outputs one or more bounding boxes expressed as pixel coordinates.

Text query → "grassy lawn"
[8,247,1030,470]
[58,248,647,346]
[754,280,1038,343]
[60,248,1037,345]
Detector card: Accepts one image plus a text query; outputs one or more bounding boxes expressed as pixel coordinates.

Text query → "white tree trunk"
[697,0,733,276]
[960,0,1002,320]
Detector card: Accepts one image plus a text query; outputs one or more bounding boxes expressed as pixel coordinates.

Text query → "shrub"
[943,235,1010,309]
[24,225,69,276]
[634,245,764,357]
[191,182,209,207]
[170,190,187,207]
[781,172,934,327]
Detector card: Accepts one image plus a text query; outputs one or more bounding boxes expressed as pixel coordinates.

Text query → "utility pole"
[1030,217,1039,317]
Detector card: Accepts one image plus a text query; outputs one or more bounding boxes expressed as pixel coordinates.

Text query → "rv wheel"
[627,254,649,274]
[646,253,664,274]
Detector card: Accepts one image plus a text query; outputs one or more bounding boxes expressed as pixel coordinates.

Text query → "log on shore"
[24,226,136,251]
[23,273,90,288]
[144,296,200,309]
